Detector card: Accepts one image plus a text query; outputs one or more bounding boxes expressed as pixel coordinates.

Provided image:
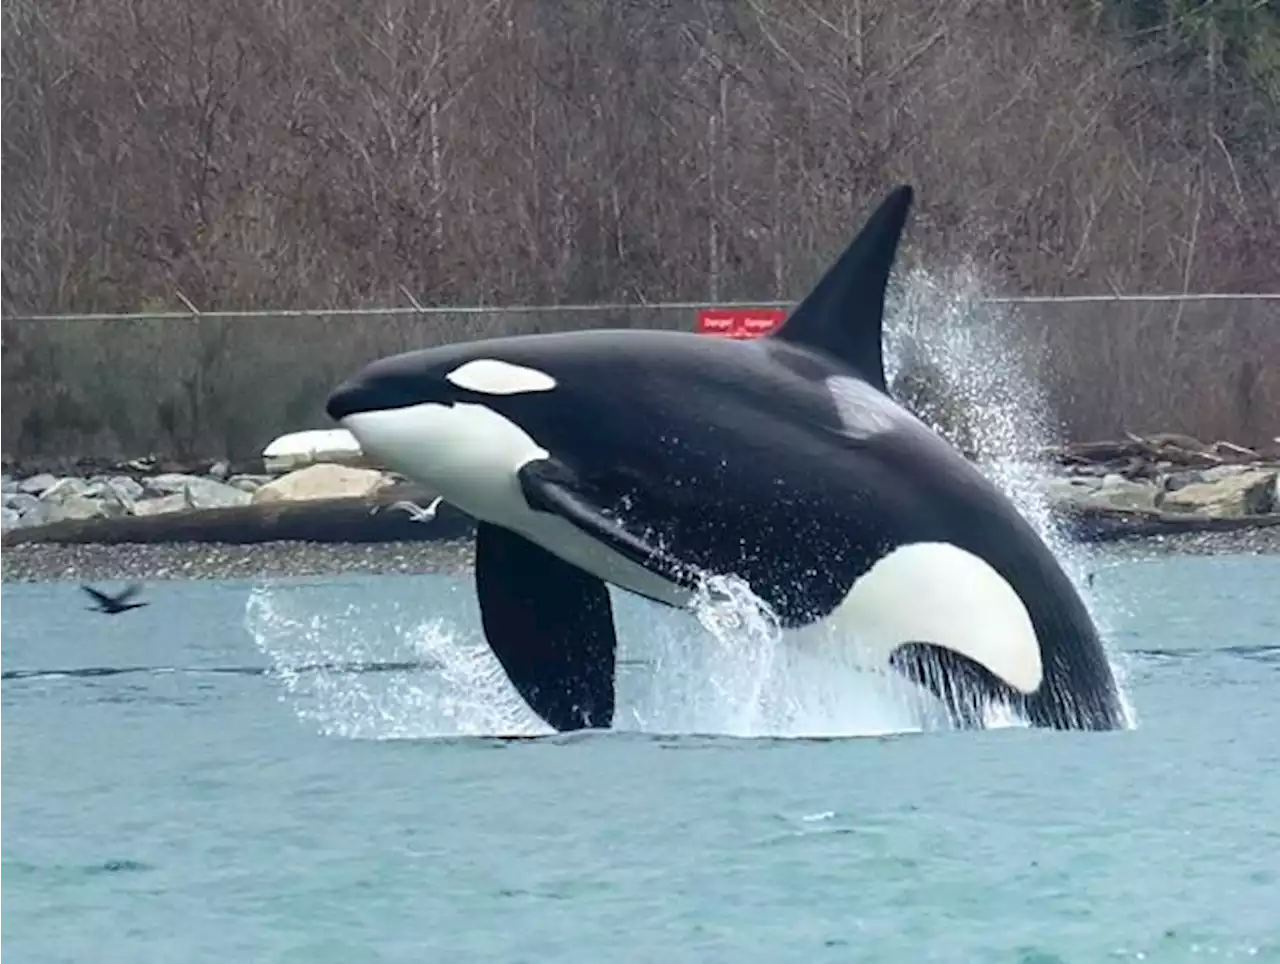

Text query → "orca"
[325,185,1128,734]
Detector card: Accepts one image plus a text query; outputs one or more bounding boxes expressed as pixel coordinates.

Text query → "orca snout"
[325,356,438,423]
[325,376,370,423]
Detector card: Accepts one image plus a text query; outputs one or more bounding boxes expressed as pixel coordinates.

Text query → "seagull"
[81,583,149,615]
[371,497,443,523]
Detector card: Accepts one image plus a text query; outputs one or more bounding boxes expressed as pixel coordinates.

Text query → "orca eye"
[445,359,558,396]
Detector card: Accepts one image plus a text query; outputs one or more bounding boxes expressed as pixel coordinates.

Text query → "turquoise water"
[3,551,1279,962]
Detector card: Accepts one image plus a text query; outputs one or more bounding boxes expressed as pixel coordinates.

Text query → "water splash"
[246,264,1137,739]
[244,584,549,739]
[685,573,783,734]
[244,575,932,740]
[884,263,1137,728]
[623,573,940,738]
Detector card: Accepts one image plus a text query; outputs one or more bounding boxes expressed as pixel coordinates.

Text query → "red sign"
[695,307,786,339]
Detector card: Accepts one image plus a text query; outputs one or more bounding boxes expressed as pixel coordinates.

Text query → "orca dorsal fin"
[772,185,914,392]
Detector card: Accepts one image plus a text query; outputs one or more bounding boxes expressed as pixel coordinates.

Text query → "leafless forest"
[3,0,1278,466]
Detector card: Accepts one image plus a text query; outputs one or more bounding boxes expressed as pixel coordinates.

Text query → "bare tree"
[2,0,1277,464]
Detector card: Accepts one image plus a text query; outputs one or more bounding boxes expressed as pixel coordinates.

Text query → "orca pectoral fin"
[889,642,1027,730]
[474,522,618,732]
[517,459,696,588]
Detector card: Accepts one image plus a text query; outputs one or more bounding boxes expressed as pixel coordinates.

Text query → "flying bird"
[81,583,149,615]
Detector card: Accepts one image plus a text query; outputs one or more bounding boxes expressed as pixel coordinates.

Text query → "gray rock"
[1091,475,1160,512]
[1,506,20,531]
[1162,469,1278,518]
[18,473,58,495]
[17,498,48,527]
[4,492,41,516]
[251,463,390,504]
[1163,464,1269,492]
[1066,474,1105,490]
[1071,464,1113,478]
[1042,472,1169,517]
[42,494,126,524]
[2,474,15,494]
[144,473,200,496]
[132,493,191,517]
[138,474,251,509]
[229,474,272,493]
[1163,471,1203,493]
[1041,477,1103,508]
[1200,464,1259,484]
[5,473,255,523]
[34,477,136,524]
[183,476,252,509]
[82,478,140,507]
[107,476,146,502]
[38,477,91,502]
[209,460,231,481]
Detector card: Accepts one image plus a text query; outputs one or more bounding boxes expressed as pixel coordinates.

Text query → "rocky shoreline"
[3,432,1278,584]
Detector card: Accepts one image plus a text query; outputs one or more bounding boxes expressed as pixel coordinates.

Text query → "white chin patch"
[835,541,1044,694]
[825,376,899,439]
[340,402,547,524]
[340,402,689,608]
[446,359,557,395]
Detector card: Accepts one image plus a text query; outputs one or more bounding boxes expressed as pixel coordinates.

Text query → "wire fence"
[2,292,1277,468]
[4,290,1279,323]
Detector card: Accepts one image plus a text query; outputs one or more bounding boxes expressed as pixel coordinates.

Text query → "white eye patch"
[445,359,558,395]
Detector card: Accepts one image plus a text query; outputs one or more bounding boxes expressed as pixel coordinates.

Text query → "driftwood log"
[1039,433,1280,477]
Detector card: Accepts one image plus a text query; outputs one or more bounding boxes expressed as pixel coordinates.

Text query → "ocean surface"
[3,548,1279,963]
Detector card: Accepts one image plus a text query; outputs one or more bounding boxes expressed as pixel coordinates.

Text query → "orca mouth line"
[0,658,658,683]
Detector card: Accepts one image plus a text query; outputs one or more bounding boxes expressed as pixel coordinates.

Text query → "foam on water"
[246,265,1137,739]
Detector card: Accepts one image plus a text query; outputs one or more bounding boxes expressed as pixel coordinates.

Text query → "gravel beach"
[1,539,476,584]
[3,526,1278,585]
